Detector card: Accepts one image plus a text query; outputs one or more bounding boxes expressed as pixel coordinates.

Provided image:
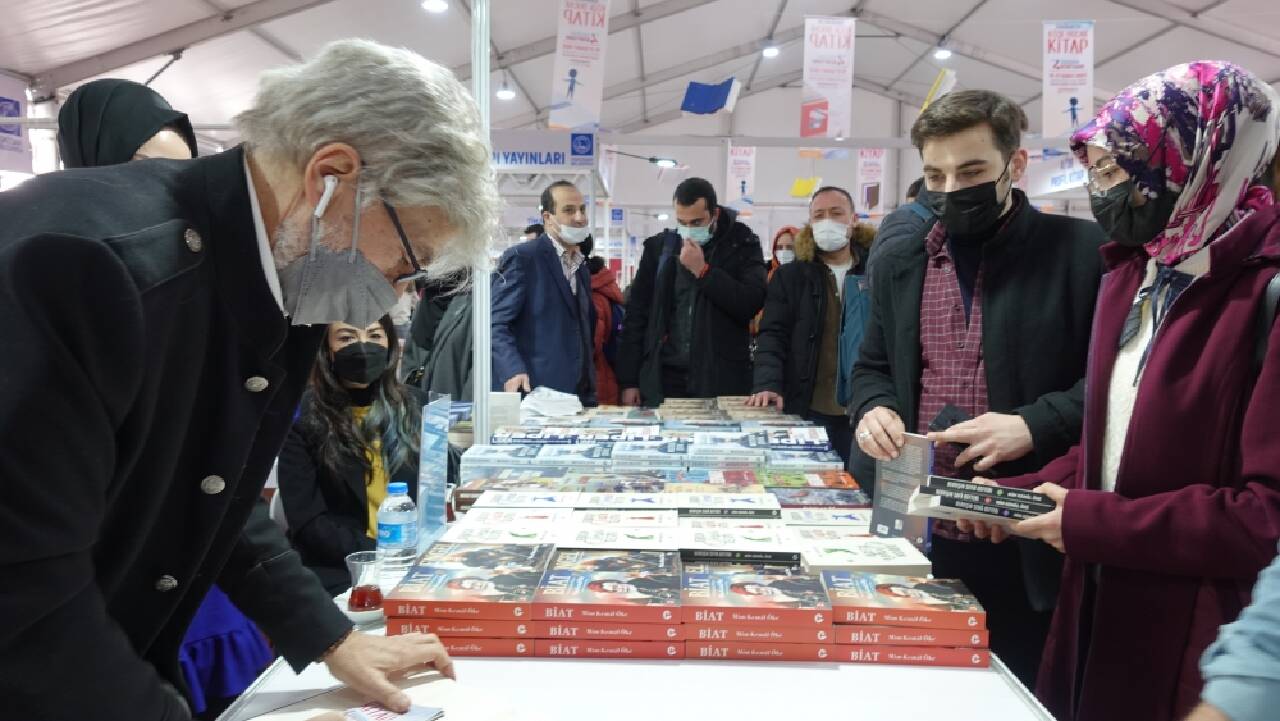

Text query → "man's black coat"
[615,206,766,404]
[0,147,351,720]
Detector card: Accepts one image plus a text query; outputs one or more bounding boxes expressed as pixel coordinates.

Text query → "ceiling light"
[421,0,448,13]
[652,157,677,169]
[933,47,952,61]
[496,83,515,101]
[656,213,670,221]
[762,45,780,59]
[835,135,845,142]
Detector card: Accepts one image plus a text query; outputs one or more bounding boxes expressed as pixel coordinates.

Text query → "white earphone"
[313,175,338,219]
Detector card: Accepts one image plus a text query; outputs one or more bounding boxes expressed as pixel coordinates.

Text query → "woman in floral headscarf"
[961,61,1280,721]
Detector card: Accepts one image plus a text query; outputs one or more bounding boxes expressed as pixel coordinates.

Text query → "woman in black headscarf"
[57,78,198,167]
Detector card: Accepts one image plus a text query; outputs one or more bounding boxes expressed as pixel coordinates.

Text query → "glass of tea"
[345,551,383,611]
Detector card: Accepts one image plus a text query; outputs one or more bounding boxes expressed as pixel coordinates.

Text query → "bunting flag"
[790,176,822,198]
[681,78,742,115]
[922,69,957,110]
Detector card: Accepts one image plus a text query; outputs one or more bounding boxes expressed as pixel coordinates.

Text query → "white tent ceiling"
[2,0,1278,151]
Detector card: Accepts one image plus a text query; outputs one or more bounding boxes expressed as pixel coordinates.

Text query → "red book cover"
[686,641,834,662]
[532,621,685,641]
[687,625,833,644]
[836,644,991,668]
[535,639,685,660]
[438,637,534,657]
[386,618,533,638]
[533,550,682,624]
[383,543,553,620]
[682,563,831,629]
[835,625,988,648]
[823,572,987,630]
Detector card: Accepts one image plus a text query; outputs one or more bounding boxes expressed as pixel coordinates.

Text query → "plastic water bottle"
[376,482,419,582]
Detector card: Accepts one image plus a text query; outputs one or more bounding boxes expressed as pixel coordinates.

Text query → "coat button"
[184,228,203,253]
[155,575,179,592]
[200,475,227,495]
[244,376,269,393]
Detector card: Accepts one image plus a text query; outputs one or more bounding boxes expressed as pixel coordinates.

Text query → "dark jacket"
[0,147,349,721]
[1001,207,1280,721]
[279,389,425,594]
[616,206,767,404]
[753,223,876,415]
[849,191,1105,609]
[491,234,596,403]
[865,200,934,282]
[403,286,473,402]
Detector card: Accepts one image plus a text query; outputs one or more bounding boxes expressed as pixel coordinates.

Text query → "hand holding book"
[951,478,1011,544]
[925,412,1034,472]
[1008,483,1068,552]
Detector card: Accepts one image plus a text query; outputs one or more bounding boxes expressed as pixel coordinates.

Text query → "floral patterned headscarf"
[1071,61,1280,265]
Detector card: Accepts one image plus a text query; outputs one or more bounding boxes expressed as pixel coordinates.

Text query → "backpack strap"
[1255,271,1280,375]
[905,200,934,223]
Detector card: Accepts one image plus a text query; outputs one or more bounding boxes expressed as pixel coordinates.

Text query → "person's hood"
[591,265,625,303]
[58,78,198,168]
[794,221,877,263]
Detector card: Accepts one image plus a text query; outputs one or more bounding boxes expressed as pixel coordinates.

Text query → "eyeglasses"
[381,199,430,284]
[1086,159,1130,198]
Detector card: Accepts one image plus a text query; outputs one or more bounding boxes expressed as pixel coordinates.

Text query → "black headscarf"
[57,79,198,168]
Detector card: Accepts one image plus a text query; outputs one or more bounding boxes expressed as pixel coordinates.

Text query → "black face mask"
[919,165,1013,239]
[333,342,389,386]
[1089,180,1177,248]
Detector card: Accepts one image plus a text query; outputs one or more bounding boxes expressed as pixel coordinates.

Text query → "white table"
[221,637,1057,721]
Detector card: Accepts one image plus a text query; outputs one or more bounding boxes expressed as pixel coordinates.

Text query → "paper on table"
[242,670,520,721]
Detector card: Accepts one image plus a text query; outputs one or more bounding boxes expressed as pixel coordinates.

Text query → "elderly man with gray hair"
[0,39,498,720]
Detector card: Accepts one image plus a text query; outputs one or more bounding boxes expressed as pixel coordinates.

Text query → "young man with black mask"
[848,89,1106,688]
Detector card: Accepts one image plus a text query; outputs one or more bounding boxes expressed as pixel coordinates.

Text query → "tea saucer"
[334,591,385,625]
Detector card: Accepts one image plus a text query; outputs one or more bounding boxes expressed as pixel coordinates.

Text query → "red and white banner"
[549,0,611,130]
[724,145,756,217]
[856,149,885,215]
[800,17,856,139]
[1042,20,1094,138]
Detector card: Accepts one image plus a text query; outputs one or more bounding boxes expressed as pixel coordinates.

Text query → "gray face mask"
[278,181,400,327]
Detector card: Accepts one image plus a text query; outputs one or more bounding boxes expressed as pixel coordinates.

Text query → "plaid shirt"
[917,222,991,543]
[554,240,584,295]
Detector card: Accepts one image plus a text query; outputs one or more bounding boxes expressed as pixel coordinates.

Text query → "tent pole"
[470,0,492,443]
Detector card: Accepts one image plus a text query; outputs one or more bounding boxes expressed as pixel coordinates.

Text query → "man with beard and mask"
[748,186,876,465]
[617,177,767,406]
[847,89,1106,688]
[491,180,597,404]
[0,39,497,720]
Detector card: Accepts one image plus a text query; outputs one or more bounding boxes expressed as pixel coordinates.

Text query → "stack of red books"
[822,572,990,668]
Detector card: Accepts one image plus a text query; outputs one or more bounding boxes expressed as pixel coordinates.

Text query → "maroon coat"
[1003,206,1280,721]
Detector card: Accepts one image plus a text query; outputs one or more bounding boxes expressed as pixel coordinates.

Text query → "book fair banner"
[724,145,756,218]
[1042,20,1094,138]
[856,149,886,215]
[0,72,31,174]
[800,16,856,139]
[549,0,611,130]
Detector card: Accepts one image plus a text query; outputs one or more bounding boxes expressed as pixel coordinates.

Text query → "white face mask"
[554,220,590,245]
[776,249,796,264]
[812,219,850,252]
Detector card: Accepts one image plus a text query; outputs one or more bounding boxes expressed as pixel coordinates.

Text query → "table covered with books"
[228,397,1057,721]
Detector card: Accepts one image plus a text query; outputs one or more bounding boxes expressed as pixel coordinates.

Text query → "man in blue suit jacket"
[491,180,597,404]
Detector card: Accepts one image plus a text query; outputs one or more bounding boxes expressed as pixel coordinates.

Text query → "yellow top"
[352,406,389,540]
